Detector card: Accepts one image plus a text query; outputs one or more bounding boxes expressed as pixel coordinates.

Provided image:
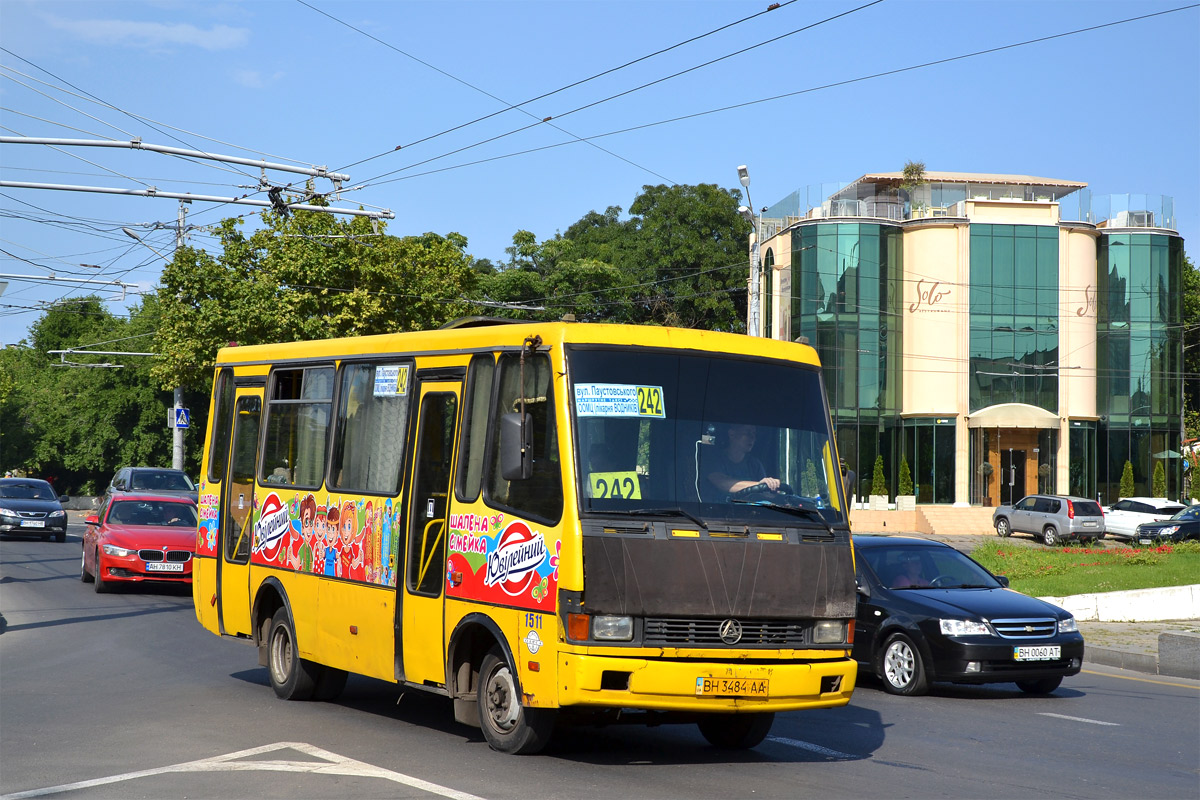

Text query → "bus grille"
[990,617,1058,639]
[644,617,811,648]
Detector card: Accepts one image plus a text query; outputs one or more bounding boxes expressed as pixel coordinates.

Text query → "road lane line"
[0,741,488,800]
[1081,669,1200,690]
[766,735,855,759]
[1037,713,1119,726]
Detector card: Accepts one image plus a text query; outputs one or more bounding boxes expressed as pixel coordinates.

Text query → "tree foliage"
[476,184,750,331]
[871,455,888,497]
[898,457,913,496]
[152,209,478,389]
[1152,460,1166,498]
[1119,460,1135,499]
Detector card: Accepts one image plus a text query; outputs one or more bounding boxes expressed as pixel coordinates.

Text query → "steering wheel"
[930,574,955,588]
[729,481,771,499]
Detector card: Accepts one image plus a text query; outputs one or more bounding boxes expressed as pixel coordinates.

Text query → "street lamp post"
[737,165,762,337]
[123,225,186,473]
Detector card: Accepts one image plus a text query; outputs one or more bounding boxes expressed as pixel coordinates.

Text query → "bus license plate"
[695,677,769,697]
[145,562,184,573]
[1014,645,1060,661]
[20,520,45,528]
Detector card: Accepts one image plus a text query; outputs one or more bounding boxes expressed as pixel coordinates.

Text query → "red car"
[81,493,198,592]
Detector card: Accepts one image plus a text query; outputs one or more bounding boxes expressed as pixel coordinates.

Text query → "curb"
[1084,631,1200,679]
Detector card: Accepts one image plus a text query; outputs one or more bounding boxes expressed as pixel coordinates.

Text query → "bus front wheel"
[697,712,775,749]
[268,608,318,700]
[477,648,556,754]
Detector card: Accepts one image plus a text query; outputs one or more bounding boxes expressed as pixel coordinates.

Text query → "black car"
[852,535,1083,696]
[1135,504,1200,544]
[106,467,198,501]
[0,478,69,542]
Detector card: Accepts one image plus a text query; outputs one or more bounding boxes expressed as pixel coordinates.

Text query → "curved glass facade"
[1096,233,1184,502]
[791,223,903,501]
[969,225,1060,413]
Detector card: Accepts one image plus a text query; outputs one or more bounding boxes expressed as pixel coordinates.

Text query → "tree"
[898,457,913,496]
[1119,460,1135,499]
[1152,461,1166,498]
[478,184,750,331]
[871,455,888,498]
[152,209,479,390]
[900,160,927,209]
[1182,253,1199,441]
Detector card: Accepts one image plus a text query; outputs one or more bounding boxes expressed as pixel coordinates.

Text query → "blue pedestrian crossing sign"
[168,408,190,429]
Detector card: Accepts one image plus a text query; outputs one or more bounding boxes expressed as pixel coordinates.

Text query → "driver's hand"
[762,477,781,491]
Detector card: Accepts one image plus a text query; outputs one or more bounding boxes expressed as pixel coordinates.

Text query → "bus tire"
[477,648,556,754]
[697,712,775,749]
[268,607,317,700]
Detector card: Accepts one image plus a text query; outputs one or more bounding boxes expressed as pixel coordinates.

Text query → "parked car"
[106,467,198,501]
[81,493,198,592]
[1103,497,1188,541]
[992,494,1105,546]
[852,535,1084,696]
[0,477,69,542]
[1134,504,1200,544]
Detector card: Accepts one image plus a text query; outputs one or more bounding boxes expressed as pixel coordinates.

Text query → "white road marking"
[0,741,488,800]
[766,735,855,759]
[1037,712,1120,726]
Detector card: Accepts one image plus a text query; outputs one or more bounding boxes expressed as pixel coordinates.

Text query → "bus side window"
[455,354,495,503]
[207,369,234,483]
[260,366,334,489]
[485,353,562,523]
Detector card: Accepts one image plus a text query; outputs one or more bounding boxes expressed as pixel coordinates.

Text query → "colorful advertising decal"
[196,481,220,557]
[248,490,401,587]
[445,513,560,611]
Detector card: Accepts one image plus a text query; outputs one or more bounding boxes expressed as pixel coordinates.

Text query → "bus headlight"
[592,615,633,641]
[813,620,847,644]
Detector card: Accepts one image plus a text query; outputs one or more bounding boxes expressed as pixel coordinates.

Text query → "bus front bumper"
[558,652,856,712]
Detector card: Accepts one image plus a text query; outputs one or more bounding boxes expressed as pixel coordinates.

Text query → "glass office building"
[757,172,1184,507]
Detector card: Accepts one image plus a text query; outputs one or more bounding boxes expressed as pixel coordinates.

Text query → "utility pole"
[172,201,188,473]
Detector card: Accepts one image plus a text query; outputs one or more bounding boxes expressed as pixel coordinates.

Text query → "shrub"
[871,455,887,497]
[1152,461,1166,497]
[1120,460,1135,498]
[898,457,913,496]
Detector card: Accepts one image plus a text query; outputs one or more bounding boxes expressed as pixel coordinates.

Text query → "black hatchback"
[0,478,69,542]
[852,535,1084,696]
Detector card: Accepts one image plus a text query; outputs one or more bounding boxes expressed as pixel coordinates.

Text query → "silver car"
[992,494,1105,546]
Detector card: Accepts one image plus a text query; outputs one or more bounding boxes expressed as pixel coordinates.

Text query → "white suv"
[1103,497,1187,541]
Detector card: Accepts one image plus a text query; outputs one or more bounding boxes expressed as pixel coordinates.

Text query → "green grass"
[970,539,1200,598]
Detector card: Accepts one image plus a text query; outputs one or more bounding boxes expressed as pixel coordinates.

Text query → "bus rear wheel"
[477,648,556,754]
[268,608,318,700]
[697,712,775,749]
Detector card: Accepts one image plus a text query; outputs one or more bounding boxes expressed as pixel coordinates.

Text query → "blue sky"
[2,0,1197,345]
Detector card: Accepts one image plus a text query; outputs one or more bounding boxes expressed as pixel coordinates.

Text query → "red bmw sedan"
[81,493,198,592]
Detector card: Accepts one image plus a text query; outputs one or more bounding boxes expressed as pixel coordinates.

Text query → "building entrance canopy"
[967,403,1060,430]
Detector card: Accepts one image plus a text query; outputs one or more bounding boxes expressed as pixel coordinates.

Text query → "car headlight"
[0,507,17,518]
[940,619,993,636]
[591,615,633,641]
[1058,617,1078,634]
[814,620,848,644]
[1153,526,1180,536]
[102,544,137,557]
[49,509,65,518]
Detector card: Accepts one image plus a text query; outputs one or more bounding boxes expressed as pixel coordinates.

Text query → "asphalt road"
[2,522,1198,800]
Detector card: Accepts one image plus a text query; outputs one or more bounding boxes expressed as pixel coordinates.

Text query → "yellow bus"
[193,318,857,754]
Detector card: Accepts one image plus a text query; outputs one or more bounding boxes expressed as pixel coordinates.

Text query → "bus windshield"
[570,347,845,526]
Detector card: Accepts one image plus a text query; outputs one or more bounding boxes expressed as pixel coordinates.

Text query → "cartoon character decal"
[445,512,561,611]
[196,480,220,556]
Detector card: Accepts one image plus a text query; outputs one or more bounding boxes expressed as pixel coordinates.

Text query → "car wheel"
[1042,526,1059,547]
[878,632,928,696]
[93,550,111,593]
[477,648,557,754]
[697,712,775,750]
[80,548,93,583]
[995,518,1011,537]
[267,607,318,700]
[1016,677,1062,694]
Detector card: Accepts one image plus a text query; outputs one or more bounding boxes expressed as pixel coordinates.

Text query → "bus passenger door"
[219,391,262,637]
[400,381,460,686]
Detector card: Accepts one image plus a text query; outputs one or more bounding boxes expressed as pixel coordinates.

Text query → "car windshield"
[107,500,197,527]
[1170,505,1200,521]
[129,470,195,491]
[861,544,1001,590]
[568,348,845,526]
[0,482,56,500]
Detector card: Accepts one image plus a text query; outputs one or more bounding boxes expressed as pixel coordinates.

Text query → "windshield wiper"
[599,507,708,530]
[729,497,837,537]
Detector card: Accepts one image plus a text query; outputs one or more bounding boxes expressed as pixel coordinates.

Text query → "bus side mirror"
[500,411,533,481]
